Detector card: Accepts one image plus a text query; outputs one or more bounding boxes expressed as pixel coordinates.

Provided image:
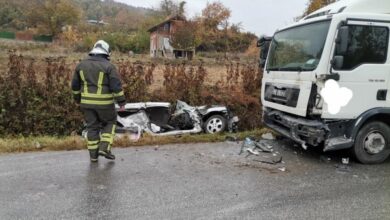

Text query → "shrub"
[0,52,83,136]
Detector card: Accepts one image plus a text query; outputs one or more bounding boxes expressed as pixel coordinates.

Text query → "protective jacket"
[71,55,126,109]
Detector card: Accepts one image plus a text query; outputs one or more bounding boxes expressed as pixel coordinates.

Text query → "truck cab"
[260,0,390,164]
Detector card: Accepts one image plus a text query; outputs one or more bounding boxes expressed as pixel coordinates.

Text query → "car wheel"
[204,115,227,134]
[352,121,390,164]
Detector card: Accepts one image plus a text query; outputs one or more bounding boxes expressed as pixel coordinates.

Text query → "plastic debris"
[254,141,273,153]
[342,157,350,165]
[247,148,260,155]
[253,155,283,165]
[278,167,286,172]
[239,137,256,155]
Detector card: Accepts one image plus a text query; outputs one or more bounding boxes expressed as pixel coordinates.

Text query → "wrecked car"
[114,100,238,136]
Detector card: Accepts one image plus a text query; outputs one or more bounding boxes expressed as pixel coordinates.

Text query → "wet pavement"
[0,139,390,219]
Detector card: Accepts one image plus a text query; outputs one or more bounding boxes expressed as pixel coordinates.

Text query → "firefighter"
[71,40,126,162]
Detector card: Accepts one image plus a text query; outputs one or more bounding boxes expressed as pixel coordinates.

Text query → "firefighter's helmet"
[89,40,111,56]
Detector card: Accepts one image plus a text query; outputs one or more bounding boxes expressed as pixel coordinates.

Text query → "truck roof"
[302,0,390,21]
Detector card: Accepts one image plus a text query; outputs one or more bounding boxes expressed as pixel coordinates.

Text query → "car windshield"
[267,20,331,72]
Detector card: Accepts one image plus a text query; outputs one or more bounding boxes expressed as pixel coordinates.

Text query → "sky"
[115,0,309,36]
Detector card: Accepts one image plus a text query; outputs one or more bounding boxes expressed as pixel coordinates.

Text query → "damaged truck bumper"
[263,108,354,152]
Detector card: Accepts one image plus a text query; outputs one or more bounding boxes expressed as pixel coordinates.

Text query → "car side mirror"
[332,55,344,70]
[335,26,349,55]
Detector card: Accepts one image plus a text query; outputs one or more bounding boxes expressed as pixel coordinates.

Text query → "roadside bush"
[0,52,82,136]
[117,60,156,102]
[156,61,207,105]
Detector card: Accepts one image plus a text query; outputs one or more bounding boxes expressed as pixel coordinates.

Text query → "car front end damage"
[263,108,355,151]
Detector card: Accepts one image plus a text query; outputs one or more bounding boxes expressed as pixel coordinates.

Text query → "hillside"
[0,0,158,31]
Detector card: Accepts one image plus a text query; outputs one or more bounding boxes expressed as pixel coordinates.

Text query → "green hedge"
[0,31,15,39]
[33,35,53,42]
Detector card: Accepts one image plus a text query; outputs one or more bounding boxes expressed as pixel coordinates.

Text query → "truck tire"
[352,121,390,164]
[204,115,227,134]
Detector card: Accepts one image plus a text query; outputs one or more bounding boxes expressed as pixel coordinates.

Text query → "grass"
[0,129,269,154]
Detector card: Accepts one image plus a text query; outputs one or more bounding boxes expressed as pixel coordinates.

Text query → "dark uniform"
[71,55,126,161]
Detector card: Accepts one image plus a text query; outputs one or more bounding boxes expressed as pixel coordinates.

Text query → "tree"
[201,2,231,31]
[178,1,186,17]
[170,21,197,50]
[0,0,30,30]
[159,0,186,17]
[27,0,81,36]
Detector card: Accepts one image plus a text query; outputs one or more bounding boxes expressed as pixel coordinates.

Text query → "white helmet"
[89,40,111,56]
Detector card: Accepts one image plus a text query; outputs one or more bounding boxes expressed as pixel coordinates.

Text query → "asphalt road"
[1,138,390,220]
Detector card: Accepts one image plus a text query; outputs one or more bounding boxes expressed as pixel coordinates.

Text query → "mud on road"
[0,138,389,219]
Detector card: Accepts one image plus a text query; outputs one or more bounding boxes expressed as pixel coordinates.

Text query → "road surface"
[0,139,389,219]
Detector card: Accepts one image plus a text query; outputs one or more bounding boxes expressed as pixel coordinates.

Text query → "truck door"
[325,20,390,119]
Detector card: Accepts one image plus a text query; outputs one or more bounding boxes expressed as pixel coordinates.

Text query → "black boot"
[99,150,115,160]
[89,150,99,162]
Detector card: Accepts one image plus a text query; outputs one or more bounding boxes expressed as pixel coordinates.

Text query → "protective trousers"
[81,107,117,153]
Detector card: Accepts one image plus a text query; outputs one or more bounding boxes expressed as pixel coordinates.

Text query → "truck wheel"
[352,121,390,164]
[204,115,226,134]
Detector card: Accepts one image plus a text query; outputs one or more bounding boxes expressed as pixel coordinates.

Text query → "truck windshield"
[267,20,331,71]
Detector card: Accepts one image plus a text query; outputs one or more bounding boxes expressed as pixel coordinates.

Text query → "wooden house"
[148,15,194,59]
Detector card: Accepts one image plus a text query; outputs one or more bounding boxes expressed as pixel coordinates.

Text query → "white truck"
[260,0,390,164]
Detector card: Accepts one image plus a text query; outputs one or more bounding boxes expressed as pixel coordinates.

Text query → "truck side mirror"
[335,26,349,55]
[332,55,344,70]
[256,39,262,47]
[258,36,272,68]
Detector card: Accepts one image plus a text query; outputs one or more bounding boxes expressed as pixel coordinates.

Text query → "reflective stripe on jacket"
[71,55,126,109]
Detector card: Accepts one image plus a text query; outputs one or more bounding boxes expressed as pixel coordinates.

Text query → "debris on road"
[253,154,283,165]
[335,164,352,173]
[255,141,273,153]
[239,137,274,155]
[239,137,255,155]
[239,136,285,169]
[247,148,260,156]
[342,158,350,165]
[278,167,286,172]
